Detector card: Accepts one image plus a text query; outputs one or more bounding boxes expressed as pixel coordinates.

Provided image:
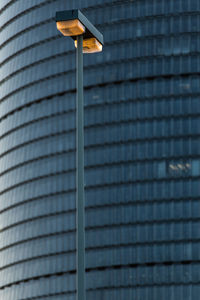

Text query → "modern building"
[0,0,200,299]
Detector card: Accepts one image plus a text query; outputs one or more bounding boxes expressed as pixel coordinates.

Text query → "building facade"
[0,0,200,299]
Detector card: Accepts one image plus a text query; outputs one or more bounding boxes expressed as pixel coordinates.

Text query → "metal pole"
[76,34,85,300]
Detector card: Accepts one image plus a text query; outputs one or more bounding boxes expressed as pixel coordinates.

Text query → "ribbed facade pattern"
[0,0,200,299]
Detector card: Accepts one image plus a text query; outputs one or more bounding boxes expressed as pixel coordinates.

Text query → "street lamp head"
[74,38,102,53]
[56,19,85,36]
[55,9,103,53]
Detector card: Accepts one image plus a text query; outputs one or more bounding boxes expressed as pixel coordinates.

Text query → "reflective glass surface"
[0,0,200,299]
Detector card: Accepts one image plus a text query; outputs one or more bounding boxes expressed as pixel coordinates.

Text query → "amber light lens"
[56,19,85,36]
[75,37,103,53]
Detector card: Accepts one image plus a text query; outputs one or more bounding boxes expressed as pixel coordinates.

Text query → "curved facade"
[0,0,200,299]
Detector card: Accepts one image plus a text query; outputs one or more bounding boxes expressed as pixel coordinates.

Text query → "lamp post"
[55,10,103,300]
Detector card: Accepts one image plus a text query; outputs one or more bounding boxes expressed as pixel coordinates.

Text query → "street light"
[55,9,103,300]
[56,10,103,52]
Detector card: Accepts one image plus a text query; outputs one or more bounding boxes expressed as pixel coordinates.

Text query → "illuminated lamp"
[56,9,103,53]
[55,9,104,300]
[74,37,102,53]
[56,19,85,36]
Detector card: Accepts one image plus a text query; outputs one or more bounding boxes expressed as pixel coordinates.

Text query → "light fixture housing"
[74,38,102,53]
[56,10,104,53]
[56,19,85,36]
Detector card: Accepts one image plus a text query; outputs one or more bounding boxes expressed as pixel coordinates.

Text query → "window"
[192,159,200,176]
[158,161,166,178]
[168,161,191,177]
[158,159,200,178]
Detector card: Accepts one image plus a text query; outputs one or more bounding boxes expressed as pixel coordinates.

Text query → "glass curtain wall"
[0,0,200,299]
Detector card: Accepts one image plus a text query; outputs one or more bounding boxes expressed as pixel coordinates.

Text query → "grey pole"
[76,34,85,300]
